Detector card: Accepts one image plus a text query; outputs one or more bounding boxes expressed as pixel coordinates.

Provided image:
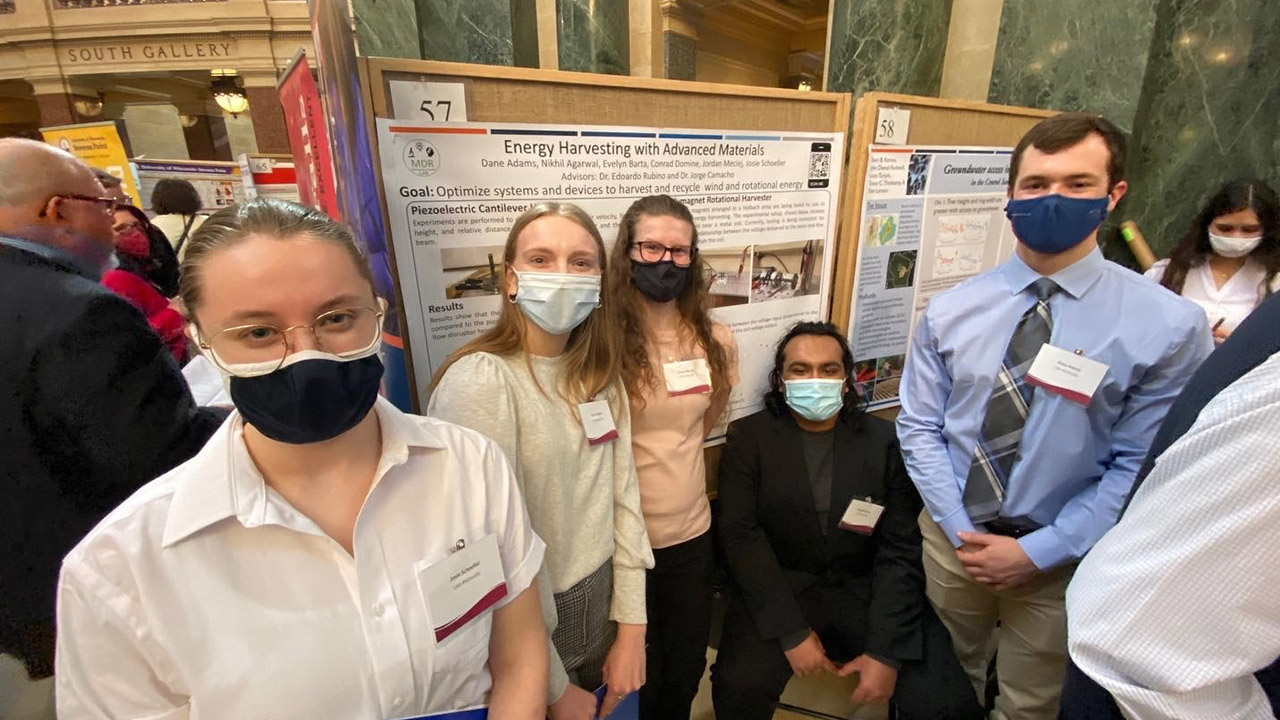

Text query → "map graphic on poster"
[847,146,1018,410]
[378,119,844,433]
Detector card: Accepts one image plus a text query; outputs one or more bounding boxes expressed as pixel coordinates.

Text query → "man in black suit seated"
[0,139,225,714]
[712,321,982,720]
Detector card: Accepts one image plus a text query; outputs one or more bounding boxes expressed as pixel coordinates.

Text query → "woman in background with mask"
[57,198,549,720]
[604,195,737,720]
[1147,178,1280,344]
[103,204,188,363]
[429,202,654,720]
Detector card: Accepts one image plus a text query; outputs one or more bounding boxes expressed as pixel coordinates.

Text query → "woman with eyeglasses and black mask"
[56,198,550,720]
[604,195,738,720]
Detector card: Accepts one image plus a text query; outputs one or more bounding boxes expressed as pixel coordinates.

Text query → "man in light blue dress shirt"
[896,113,1212,720]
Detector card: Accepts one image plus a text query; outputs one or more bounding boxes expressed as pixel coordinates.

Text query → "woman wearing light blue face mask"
[429,203,655,720]
[56,198,551,719]
[1146,178,1280,344]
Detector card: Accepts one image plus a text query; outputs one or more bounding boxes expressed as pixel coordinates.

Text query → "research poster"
[378,119,843,429]
[133,159,245,214]
[41,121,140,205]
[847,145,1018,410]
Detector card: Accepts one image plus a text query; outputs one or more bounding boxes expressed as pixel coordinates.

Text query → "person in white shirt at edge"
[1066,346,1280,720]
[1145,177,1280,344]
[603,195,738,720]
[427,202,655,720]
[55,198,550,720]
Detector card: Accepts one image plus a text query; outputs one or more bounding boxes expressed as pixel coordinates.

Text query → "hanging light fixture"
[211,70,249,117]
[73,94,104,117]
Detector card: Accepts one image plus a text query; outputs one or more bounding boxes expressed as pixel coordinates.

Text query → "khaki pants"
[920,511,1074,720]
[0,654,55,720]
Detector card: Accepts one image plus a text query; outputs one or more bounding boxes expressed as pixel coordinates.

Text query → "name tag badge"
[1025,344,1108,405]
[664,358,712,397]
[839,497,885,535]
[578,400,619,445]
[419,534,508,642]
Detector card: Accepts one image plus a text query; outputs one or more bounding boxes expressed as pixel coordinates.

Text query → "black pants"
[712,582,982,720]
[1059,657,1280,719]
[639,532,714,720]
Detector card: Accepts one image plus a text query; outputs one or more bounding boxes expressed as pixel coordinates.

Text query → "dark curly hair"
[1158,178,1280,302]
[151,178,203,216]
[764,321,864,423]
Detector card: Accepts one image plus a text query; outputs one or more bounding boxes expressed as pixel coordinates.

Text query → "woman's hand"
[598,623,646,718]
[547,684,596,720]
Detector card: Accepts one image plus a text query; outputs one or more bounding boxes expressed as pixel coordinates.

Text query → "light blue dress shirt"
[896,248,1212,570]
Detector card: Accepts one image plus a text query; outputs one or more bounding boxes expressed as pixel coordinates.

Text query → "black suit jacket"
[717,408,926,664]
[0,243,225,677]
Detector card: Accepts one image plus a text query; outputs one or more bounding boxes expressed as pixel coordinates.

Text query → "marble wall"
[419,0,517,65]
[557,0,629,75]
[825,0,953,96]
[1121,0,1280,254]
[988,0,1159,133]
[353,0,420,58]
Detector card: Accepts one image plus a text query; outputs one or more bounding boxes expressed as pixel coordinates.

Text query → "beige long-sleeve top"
[428,351,654,697]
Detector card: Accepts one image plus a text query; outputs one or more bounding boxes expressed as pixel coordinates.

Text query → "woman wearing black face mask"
[605,194,738,720]
[56,198,550,720]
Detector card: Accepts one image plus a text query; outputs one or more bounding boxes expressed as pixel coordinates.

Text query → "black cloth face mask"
[631,260,691,303]
[229,353,384,444]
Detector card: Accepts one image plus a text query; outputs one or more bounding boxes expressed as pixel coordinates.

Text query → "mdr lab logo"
[403,138,441,177]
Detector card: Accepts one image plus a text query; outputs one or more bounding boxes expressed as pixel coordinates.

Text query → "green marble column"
[354,0,422,58]
[419,0,518,65]
[557,0,630,75]
[988,1,1160,133]
[825,0,953,95]
[1120,0,1280,255]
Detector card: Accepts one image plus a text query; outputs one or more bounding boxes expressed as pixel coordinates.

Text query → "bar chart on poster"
[846,145,1019,410]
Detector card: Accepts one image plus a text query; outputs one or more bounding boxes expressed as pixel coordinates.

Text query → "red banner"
[277,50,340,220]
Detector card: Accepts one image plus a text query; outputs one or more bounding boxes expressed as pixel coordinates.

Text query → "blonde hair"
[428,202,621,407]
[178,197,373,322]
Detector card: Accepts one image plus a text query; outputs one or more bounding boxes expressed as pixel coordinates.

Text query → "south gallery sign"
[63,41,236,65]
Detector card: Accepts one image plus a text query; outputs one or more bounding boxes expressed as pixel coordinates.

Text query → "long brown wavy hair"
[606,195,729,405]
[1159,178,1280,302]
[427,202,621,408]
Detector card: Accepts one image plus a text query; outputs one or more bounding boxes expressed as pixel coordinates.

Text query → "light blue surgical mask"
[512,269,601,336]
[784,379,845,422]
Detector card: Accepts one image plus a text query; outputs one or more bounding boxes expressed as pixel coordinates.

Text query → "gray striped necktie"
[963,277,1059,523]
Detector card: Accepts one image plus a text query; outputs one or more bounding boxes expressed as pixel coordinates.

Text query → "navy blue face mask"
[229,353,384,444]
[1005,193,1110,254]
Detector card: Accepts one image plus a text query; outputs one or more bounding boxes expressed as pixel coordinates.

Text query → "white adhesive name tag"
[1025,344,1108,405]
[664,358,712,397]
[578,399,619,445]
[419,534,508,642]
[839,498,885,535]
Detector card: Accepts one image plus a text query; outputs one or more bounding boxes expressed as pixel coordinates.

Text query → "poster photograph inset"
[847,145,1019,410]
[378,119,844,434]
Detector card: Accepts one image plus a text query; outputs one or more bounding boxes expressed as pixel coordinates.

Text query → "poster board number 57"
[419,100,454,121]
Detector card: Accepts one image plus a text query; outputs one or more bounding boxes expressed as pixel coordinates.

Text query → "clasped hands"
[955,531,1039,590]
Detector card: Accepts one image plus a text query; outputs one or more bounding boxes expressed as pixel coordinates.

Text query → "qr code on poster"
[808,152,830,180]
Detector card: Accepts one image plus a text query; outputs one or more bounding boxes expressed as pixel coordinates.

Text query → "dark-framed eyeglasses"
[631,241,696,267]
[197,304,385,378]
[39,193,118,217]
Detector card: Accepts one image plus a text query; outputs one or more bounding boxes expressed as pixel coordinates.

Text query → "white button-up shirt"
[1146,257,1278,333]
[56,398,545,720]
[1067,352,1280,719]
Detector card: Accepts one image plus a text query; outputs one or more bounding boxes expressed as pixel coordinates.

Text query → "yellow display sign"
[40,121,140,206]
